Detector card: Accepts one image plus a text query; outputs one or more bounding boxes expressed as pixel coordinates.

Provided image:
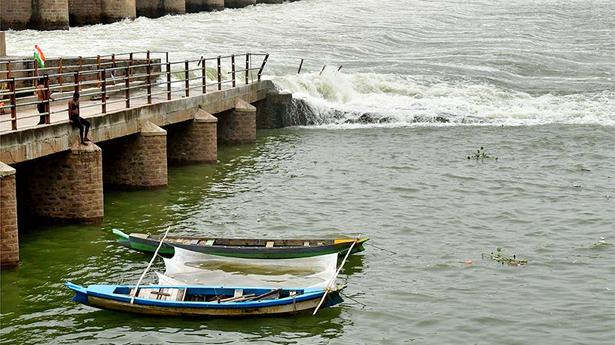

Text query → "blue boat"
[65,282,344,317]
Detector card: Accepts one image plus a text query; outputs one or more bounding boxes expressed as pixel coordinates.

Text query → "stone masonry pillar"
[102,121,168,188]
[0,162,18,267]
[25,144,103,223]
[186,0,224,12]
[217,98,256,145]
[0,31,6,56]
[167,109,218,164]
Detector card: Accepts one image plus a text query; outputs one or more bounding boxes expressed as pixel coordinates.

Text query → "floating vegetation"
[592,237,610,248]
[482,248,527,266]
[467,146,498,161]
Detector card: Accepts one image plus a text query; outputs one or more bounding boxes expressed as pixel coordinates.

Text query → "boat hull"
[67,283,344,317]
[113,229,367,258]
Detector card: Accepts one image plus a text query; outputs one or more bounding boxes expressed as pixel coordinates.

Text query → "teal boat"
[113,229,368,259]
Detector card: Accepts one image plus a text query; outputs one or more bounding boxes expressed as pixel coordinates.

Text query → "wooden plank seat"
[130,288,186,301]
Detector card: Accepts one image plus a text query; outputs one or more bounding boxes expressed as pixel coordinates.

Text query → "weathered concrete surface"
[167,109,217,164]
[217,98,256,144]
[101,121,168,188]
[0,0,70,31]
[256,91,292,129]
[0,80,273,165]
[0,32,6,56]
[136,0,186,17]
[224,0,256,8]
[18,143,104,223]
[186,0,224,12]
[0,161,18,267]
[68,0,137,26]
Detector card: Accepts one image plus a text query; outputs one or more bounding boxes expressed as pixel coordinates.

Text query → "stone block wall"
[0,0,69,30]
[0,162,18,267]
[256,91,292,129]
[68,0,136,26]
[0,31,5,57]
[256,0,283,3]
[217,98,256,144]
[224,0,256,9]
[136,0,186,18]
[186,0,224,12]
[101,121,168,188]
[18,144,104,223]
[167,109,217,163]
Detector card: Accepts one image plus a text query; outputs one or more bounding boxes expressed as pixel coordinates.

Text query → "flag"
[34,45,46,68]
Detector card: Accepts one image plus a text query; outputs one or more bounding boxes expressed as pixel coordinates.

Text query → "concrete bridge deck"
[0,51,292,268]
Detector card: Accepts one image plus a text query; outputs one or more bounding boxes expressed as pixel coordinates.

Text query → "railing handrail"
[0,51,269,132]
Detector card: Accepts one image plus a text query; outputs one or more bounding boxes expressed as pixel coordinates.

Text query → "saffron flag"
[34,45,46,68]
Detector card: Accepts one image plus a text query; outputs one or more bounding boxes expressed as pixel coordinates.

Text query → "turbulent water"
[1,0,614,344]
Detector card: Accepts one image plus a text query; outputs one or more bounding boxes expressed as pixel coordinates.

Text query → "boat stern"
[112,229,131,249]
[65,282,90,305]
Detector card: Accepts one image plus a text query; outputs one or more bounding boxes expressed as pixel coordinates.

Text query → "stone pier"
[186,0,224,12]
[167,109,218,164]
[256,0,283,4]
[217,98,256,144]
[136,0,186,18]
[256,91,292,129]
[0,162,18,267]
[0,0,70,31]
[68,0,136,26]
[19,144,104,223]
[0,31,5,57]
[224,0,256,9]
[101,121,168,188]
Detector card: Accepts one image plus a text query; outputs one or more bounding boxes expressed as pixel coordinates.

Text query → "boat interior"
[119,287,303,303]
[149,236,334,248]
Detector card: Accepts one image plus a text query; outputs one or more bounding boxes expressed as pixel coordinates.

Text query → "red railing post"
[9,78,17,130]
[166,61,172,100]
[185,60,190,97]
[96,55,101,85]
[58,58,64,87]
[146,59,152,104]
[125,66,130,108]
[245,53,250,84]
[201,58,207,94]
[101,69,107,114]
[258,54,269,81]
[43,75,51,124]
[74,71,80,94]
[231,55,236,88]
[217,56,222,91]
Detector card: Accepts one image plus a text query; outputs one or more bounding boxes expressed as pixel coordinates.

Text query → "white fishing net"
[156,247,337,288]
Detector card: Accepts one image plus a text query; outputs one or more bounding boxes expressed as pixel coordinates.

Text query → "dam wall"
[0,0,69,31]
[136,0,186,18]
[185,0,224,12]
[1,0,292,30]
[68,0,136,26]
[224,0,256,9]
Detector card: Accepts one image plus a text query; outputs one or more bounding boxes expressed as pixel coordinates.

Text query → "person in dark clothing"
[68,92,91,144]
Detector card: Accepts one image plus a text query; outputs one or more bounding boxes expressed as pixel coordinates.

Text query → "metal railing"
[0,51,269,131]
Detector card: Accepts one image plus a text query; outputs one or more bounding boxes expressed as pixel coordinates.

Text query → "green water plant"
[483,247,527,266]
[592,237,610,248]
[467,146,498,161]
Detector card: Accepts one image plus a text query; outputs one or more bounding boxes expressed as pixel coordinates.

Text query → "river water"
[2,0,614,344]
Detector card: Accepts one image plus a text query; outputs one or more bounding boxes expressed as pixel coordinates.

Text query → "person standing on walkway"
[35,78,53,125]
[68,92,91,144]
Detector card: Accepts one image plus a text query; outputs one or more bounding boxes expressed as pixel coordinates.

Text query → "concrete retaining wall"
[0,0,69,30]
[68,0,136,26]
[136,0,186,18]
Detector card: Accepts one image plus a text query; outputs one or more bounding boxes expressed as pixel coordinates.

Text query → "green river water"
[1,125,614,344]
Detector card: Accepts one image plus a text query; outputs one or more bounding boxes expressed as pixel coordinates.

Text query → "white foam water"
[272,70,615,127]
